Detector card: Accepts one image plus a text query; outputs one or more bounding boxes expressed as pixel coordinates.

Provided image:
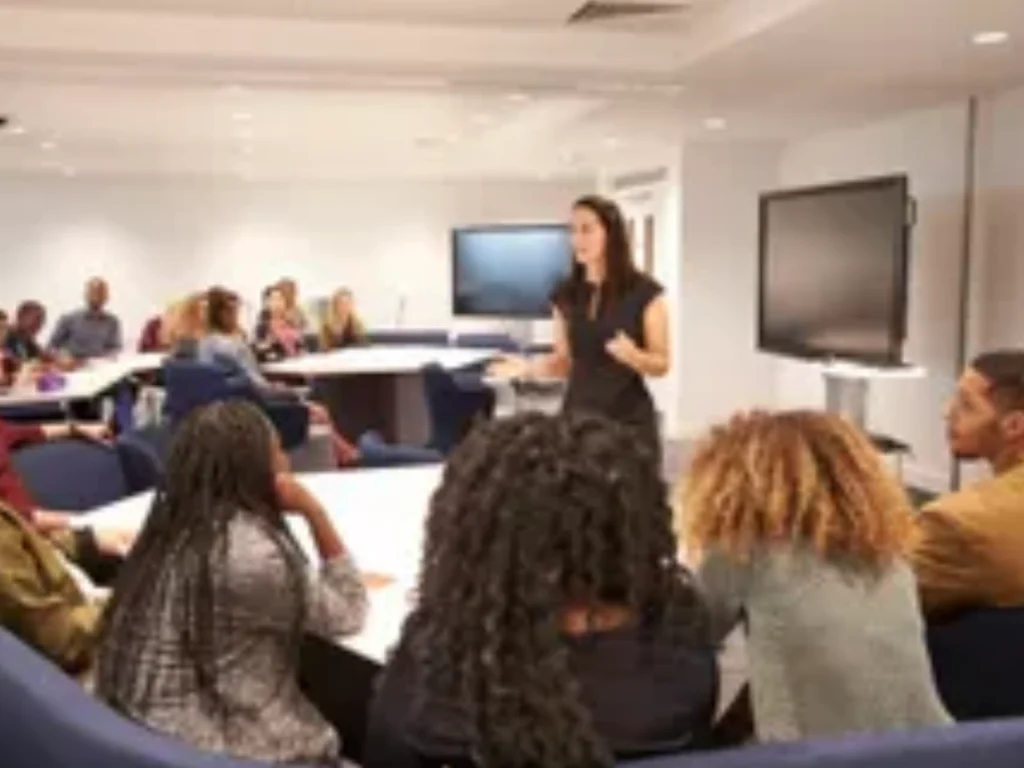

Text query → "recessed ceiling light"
[232,112,253,122]
[972,30,1010,46]
[704,117,727,131]
[507,92,531,103]
[7,124,27,136]
[40,140,57,151]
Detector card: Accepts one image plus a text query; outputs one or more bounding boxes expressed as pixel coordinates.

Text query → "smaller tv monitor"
[452,225,573,319]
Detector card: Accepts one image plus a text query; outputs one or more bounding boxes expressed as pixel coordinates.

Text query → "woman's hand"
[605,331,640,367]
[92,526,137,558]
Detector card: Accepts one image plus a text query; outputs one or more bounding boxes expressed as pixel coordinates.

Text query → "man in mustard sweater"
[913,350,1024,618]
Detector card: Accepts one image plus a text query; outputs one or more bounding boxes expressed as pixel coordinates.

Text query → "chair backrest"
[421,363,494,454]
[624,719,1024,768]
[115,428,167,492]
[161,359,252,421]
[927,607,1024,721]
[0,627,267,768]
[12,439,130,512]
[450,333,519,352]
[366,330,449,347]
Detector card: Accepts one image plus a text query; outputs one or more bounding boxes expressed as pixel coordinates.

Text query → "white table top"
[263,345,498,378]
[0,353,166,408]
[80,465,443,665]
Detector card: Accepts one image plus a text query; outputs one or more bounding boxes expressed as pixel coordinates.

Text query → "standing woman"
[493,195,669,454]
[319,288,367,350]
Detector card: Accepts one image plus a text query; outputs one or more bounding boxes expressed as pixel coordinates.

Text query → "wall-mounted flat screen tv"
[757,174,912,366]
[452,224,573,319]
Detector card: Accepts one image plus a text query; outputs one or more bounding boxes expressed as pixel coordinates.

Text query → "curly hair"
[682,410,913,570]
[97,401,305,717]
[408,412,708,768]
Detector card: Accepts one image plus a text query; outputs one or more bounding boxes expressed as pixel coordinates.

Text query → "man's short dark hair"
[971,350,1024,412]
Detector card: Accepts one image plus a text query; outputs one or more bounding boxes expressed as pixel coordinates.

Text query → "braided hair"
[97,400,305,716]
[407,412,707,768]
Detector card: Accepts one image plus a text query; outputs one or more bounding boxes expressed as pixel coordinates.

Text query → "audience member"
[683,410,950,743]
[364,413,718,768]
[5,300,48,365]
[164,292,207,359]
[319,288,366,350]
[0,310,14,385]
[199,287,360,465]
[278,278,308,332]
[97,401,367,766]
[0,500,121,675]
[137,312,165,353]
[255,285,305,361]
[48,277,123,361]
[912,350,1024,617]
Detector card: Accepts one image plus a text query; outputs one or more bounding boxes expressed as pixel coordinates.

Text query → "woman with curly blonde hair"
[682,410,949,743]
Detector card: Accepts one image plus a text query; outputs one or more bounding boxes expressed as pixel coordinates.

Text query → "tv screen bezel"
[756,173,912,368]
[450,223,572,320]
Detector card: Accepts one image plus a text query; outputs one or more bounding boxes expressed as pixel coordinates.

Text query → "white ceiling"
[0,0,1022,181]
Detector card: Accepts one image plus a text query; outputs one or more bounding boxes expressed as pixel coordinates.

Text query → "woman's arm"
[606,294,670,378]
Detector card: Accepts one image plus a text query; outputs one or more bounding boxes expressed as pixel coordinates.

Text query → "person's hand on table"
[487,354,530,380]
[73,422,112,444]
[33,509,73,534]
[363,572,396,590]
[92,526,137,558]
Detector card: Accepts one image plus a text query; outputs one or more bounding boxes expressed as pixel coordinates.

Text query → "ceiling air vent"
[569,1,690,24]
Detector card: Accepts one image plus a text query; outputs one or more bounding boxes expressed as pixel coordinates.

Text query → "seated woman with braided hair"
[96,400,367,766]
[364,412,718,768]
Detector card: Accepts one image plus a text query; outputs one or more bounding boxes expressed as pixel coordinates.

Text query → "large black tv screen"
[452,225,572,319]
[758,175,912,366]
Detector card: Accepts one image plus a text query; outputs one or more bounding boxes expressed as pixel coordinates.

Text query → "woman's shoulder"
[626,272,664,305]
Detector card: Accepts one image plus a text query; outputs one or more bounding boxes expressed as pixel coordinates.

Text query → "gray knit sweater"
[698,545,951,742]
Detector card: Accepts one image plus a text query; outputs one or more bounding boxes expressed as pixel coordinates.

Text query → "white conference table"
[263,346,500,446]
[80,464,442,665]
[262,345,498,378]
[0,352,166,409]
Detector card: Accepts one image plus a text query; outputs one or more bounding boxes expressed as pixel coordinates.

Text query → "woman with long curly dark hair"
[364,412,717,768]
[683,410,949,742]
[96,400,368,766]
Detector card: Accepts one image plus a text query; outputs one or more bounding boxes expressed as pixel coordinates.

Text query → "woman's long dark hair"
[555,195,641,314]
[408,412,708,768]
[97,401,306,716]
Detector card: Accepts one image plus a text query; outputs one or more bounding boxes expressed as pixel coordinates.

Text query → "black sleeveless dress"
[558,274,663,454]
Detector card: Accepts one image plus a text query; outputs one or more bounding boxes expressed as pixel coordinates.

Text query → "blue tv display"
[452,224,573,319]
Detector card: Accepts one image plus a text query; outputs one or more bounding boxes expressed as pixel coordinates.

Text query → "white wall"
[677,141,782,434]
[0,176,590,346]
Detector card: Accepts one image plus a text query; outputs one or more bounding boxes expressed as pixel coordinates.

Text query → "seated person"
[0,500,128,675]
[364,413,718,768]
[319,288,367,350]
[5,300,49,367]
[137,313,165,353]
[278,277,308,333]
[198,287,359,465]
[164,292,207,359]
[912,350,1024,617]
[48,277,123,362]
[0,309,15,386]
[683,410,950,743]
[97,401,368,766]
[255,285,305,361]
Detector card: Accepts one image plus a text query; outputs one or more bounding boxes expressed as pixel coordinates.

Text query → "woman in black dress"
[494,195,670,453]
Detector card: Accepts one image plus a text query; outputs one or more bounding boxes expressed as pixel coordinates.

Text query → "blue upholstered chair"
[161,359,309,450]
[365,330,449,347]
[624,719,1024,768]
[0,627,269,768]
[12,437,158,513]
[421,363,494,454]
[927,607,1024,721]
